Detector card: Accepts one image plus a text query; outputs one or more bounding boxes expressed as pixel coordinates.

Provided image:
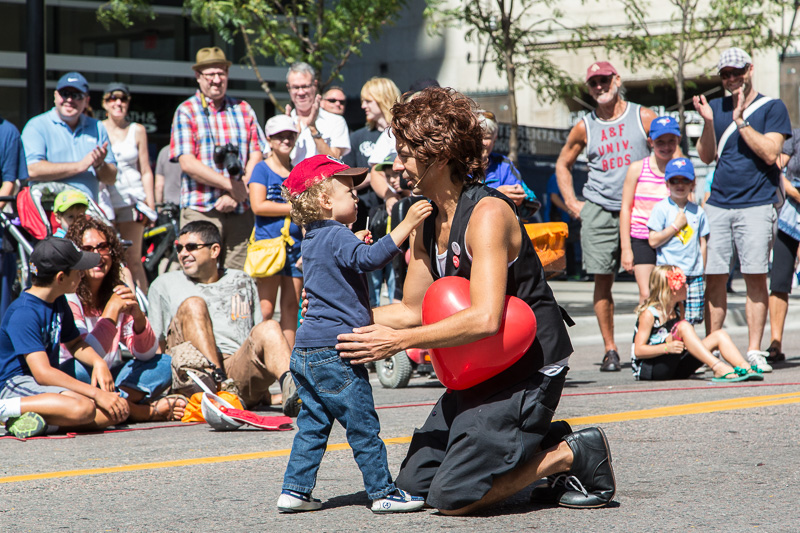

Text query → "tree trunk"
[502,37,518,164]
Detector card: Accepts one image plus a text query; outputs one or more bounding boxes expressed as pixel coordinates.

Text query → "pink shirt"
[59,294,158,368]
[630,157,668,240]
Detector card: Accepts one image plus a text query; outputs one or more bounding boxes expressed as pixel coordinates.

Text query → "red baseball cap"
[585,61,618,82]
[284,155,368,197]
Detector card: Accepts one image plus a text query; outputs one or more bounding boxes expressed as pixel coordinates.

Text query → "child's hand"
[405,200,433,227]
[673,211,687,230]
[355,229,373,244]
[664,339,685,354]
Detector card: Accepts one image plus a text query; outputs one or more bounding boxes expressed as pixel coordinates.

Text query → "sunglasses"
[586,75,613,87]
[104,93,129,103]
[719,66,749,80]
[58,89,86,101]
[174,241,214,253]
[81,241,111,254]
[325,98,345,105]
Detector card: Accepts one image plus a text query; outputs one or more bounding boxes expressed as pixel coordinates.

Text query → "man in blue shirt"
[0,115,28,321]
[21,72,117,201]
[693,48,791,373]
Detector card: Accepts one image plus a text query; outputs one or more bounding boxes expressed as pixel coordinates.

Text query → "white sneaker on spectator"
[746,350,773,373]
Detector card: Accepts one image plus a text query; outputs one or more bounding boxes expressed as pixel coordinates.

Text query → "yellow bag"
[244,216,295,278]
[181,391,244,423]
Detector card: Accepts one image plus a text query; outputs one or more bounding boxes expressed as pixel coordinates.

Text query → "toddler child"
[278,155,432,514]
[53,189,89,237]
[647,157,708,324]
[631,265,763,382]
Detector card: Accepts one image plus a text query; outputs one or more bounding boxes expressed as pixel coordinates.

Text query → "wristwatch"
[737,120,751,130]
[309,127,323,139]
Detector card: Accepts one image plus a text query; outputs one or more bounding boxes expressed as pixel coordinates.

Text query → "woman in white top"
[101,82,154,293]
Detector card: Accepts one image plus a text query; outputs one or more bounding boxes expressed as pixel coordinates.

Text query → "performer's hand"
[336,324,403,364]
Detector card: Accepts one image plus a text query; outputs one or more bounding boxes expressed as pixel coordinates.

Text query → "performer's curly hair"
[65,216,125,311]
[391,87,484,185]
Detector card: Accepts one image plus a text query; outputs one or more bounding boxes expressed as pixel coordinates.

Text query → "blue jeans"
[367,263,395,307]
[58,353,173,402]
[282,347,395,500]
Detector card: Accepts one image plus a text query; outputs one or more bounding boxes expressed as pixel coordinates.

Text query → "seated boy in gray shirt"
[277,155,431,514]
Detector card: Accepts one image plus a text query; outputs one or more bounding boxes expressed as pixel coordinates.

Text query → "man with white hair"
[286,62,351,165]
[693,48,791,372]
[556,61,656,372]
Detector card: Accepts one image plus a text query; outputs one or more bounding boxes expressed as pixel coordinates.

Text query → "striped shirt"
[630,156,668,239]
[170,91,265,213]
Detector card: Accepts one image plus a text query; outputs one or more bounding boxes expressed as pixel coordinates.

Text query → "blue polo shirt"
[707,95,791,209]
[0,117,27,185]
[647,197,709,276]
[21,108,116,200]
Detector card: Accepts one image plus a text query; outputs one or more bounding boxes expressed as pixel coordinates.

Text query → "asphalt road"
[2,280,799,532]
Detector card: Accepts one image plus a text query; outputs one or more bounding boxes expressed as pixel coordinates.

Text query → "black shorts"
[638,351,702,380]
[394,367,567,510]
[631,237,656,266]
[770,229,799,294]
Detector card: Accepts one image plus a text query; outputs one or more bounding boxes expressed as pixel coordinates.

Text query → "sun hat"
[192,47,232,71]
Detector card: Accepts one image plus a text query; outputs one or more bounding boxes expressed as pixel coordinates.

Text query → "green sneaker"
[5,412,47,438]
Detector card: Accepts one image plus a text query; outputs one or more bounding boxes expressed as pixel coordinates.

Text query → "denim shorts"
[58,353,173,402]
[280,242,303,278]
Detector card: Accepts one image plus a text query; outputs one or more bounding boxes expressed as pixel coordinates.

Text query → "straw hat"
[192,47,232,71]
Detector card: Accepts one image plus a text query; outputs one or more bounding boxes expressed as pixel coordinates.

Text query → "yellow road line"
[2,392,799,485]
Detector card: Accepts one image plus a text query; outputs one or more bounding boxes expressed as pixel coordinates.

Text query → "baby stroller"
[5,182,148,311]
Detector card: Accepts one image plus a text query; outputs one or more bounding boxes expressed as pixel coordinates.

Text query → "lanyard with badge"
[200,93,242,179]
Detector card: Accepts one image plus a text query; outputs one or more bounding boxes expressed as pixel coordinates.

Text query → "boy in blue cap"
[647,157,709,324]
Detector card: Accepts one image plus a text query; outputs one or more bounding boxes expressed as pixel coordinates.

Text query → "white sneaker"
[277,490,322,513]
[371,489,425,513]
[746,350,773,373]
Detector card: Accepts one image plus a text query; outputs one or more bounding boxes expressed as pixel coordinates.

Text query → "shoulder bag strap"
[715,97,773,162]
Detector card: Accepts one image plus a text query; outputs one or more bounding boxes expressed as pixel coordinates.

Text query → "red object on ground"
[421,276,537,390]
[218,406,294,431]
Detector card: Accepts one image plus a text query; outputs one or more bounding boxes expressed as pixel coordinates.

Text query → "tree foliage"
[424,0,583,163]
[98,0,407,99]
[602,0,794,131]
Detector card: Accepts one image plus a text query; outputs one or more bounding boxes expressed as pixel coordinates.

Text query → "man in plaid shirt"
[170,47,266,269]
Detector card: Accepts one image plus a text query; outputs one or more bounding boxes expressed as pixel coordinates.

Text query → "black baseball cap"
[29,237,101,277]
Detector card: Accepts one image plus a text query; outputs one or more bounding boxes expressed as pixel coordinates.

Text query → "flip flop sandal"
[151,394,188,421]
[711,372,748,383]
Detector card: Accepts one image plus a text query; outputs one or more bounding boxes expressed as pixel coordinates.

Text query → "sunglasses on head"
[104,92,129,103]
[81,241,111,254]
[174,241,214,253]
[58,89,86,101]
[325,98,345,105]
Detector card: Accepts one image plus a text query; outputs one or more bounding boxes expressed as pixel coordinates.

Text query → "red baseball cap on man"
[585,61,618,82]
[284,155,368,197]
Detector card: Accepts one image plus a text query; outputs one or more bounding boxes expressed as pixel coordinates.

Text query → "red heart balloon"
[421,276,537,390]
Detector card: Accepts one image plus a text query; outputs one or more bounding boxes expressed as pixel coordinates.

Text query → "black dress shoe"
[529,421,574,504]
[600,350,621,372]
[560,427,615,508]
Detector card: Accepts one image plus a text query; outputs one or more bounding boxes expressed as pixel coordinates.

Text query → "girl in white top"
[101,82,154,293]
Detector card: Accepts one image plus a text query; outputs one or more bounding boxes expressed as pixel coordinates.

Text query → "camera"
[213,143,242,178]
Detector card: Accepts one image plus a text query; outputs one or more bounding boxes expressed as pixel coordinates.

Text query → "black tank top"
[422,184,574,393]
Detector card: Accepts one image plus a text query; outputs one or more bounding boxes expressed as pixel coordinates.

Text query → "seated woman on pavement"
[632,265,764,382]
[61,216,185,420]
